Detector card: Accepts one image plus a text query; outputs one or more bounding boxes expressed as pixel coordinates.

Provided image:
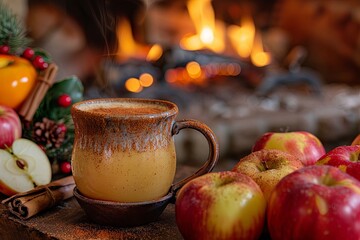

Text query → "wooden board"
[0,198,181,240]
[0,166,200,240]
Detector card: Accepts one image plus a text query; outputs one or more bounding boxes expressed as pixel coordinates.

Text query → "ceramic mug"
[71,98,219,203]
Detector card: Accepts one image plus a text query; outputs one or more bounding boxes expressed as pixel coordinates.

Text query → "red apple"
[175,171,266,240]
[0,138,52,196]
[252,131,326,166]
[232,149,303,201]
[316,145,360,181]
[0,105,22,149]
[351,134,360,146]
[268,165,360,240]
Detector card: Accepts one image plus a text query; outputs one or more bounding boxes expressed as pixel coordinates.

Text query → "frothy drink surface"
[91,106,164,115]
[78,101,168,116]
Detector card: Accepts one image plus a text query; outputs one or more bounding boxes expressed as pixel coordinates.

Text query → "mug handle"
[170,119,219,197]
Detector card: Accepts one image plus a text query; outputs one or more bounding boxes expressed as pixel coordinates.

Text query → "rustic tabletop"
[0,166,201,240]
[0,197,182,240]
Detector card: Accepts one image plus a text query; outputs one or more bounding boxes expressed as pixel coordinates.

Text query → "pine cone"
[33,117,66,148]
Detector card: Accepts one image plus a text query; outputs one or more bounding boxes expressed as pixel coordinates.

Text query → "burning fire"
[117,1,271,93]
[180,0,225,53]
[250,31,272,67]
[227,16,271,67]
[180,1,271,67]
[227,16,255,59]
[116,18,149,61]
[116,18,163,93]
[166,0,271,88]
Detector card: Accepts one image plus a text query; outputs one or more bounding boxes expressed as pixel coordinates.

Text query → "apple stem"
[259,160,272,171]
[257,164,266,172]
[321,170,337,187]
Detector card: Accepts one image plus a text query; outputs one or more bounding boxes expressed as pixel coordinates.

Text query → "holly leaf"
[34,48,52,63]
[34,76,84,121]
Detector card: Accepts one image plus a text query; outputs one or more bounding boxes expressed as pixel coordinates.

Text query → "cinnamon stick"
[1,176,75,220]
[18,63,58,122]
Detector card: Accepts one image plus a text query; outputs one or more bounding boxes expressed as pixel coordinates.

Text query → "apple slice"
[0,138,51,196]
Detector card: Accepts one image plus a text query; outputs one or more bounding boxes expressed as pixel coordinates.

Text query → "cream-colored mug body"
[71,98,219,203]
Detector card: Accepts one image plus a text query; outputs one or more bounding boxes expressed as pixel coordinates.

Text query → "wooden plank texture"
[0,165,199,240]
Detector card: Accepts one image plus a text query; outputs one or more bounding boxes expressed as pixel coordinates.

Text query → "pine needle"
[0,2,31,54]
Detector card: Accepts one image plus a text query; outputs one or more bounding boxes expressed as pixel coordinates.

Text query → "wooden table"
[0,198,181,240]
[0,166,201,240]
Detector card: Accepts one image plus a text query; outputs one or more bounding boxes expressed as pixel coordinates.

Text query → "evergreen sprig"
[23,76,84,163]
[0,2,30,54]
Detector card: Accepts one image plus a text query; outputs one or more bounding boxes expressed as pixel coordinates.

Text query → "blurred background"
[3,0,360,168]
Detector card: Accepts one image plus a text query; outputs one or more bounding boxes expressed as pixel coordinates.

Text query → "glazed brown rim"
[71,98,178,119]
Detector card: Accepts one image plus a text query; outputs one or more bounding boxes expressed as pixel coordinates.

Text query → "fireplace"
[23,0,360,165]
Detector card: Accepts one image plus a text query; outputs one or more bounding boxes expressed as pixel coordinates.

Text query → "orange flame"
[227,16,255,58]
[117,18,164,62]
[251,31,271,67]
[180,0,225,53]
[116,18,160,93]
[181,2,271,67]
[228,16,271,67]
[146,44,163,62]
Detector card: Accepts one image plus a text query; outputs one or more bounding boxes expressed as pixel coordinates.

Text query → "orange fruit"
[0,54,37,109]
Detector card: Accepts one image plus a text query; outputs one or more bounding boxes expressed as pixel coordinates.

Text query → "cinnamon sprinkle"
[90,106,164,115]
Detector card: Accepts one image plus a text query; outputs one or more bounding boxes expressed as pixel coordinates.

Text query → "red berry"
[0,45,10,54]
[57,94,72,107]
[23,48,35,59]
[56,123,67,134]
[33,55,44,66]
[33,56,48,70]
[39,61,49,70]
[60,162,71,174]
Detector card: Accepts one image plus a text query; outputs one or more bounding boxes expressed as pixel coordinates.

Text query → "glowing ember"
[139,73,154,87]
[186,61,202,79]
[165,62,241,88]
[125,78,143,93]
[124,72,155,93]
[250,32,272,67]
